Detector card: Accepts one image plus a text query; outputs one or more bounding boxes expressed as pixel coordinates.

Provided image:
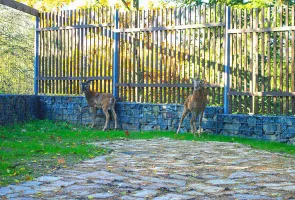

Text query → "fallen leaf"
[25,175,32,181]
[57,158,65,164]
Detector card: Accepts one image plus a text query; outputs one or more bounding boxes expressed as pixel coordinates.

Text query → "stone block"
[263,123,277,135]
[282,127,295,139]
[247,117,256,126]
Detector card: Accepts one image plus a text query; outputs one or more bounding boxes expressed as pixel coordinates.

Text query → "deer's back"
[86,92,115,108]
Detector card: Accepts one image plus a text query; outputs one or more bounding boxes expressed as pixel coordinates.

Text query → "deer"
[176,78,207,137]
[80,80,117,131]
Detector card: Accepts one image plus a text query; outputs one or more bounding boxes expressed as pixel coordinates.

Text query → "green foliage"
[1,120,295,186]
[164,0,295,7]
[0,5,35,94]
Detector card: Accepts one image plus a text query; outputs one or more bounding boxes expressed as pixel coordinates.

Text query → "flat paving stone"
[35,175,61,182]
[89,192,117,198]
[206,179,237,185]
[232,193,272,199]
[131,189,158,197]
[0,187,11,195]
[153,193,194,200]
[1,138,295,199]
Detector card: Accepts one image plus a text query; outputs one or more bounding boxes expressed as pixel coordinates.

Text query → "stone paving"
[1,138,295,199]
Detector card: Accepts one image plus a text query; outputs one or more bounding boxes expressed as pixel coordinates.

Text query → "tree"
[0,5,35,94]
[163,0,294,7]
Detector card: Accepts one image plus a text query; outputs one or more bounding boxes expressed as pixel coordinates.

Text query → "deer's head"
[192,78,205,90]
[80,80,93,93]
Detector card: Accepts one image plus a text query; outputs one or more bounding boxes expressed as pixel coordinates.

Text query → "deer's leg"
[90,107,97,128]
[102,107,110,131]
[198,111,204,137]
[176,107,189,134]
[190,112,197,136]
[111,106,118,130]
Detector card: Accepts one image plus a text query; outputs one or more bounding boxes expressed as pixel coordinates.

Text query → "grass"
[1,120,295,186]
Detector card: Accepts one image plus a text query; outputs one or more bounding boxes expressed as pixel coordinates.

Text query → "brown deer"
[176,78,207,137]
[80,80,117,131]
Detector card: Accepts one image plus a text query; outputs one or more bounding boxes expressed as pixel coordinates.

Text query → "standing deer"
[80,80,117,131]
[176,78,207,137]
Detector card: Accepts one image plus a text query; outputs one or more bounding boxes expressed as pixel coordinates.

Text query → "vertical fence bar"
[223,6,231,114]
[34,15,40,95]
[252,8,259,114]
[113,10,120,99]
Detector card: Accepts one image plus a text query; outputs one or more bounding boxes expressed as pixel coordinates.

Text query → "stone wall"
[117,102,223,132]
[39,96,115,128]
[0,95,39,125]
[217,114,295,144]
[1,95,295,144]
[38,96,222,133]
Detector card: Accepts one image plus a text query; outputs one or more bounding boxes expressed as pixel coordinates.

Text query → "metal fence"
[37,4,226,106]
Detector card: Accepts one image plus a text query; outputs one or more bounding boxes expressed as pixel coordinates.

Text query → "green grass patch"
[1,120,295,186]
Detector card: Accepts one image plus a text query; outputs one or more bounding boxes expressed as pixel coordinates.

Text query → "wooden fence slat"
[47,12,52,93]
[155,9,159,103]
[105,7,108,93]
[132,10,136,101]
[41,12,45,94]
[178,7,181,103]
[279,7,284,113]
[167,8,172,103]
[233,8,237,112]
[55,11,59,94]
[211,5,216,105]
[272,7,277,114]
[238,9,243,113]
[151,10,154,102]
[182,7,186,102]
[253,8,259,114]
[63,10,66,94]
[261,7,265,113]
[159,8,163,103]
[202,5,206,81]
[267,7,271,114]
[218,4,222,105]
[285,6,289,114]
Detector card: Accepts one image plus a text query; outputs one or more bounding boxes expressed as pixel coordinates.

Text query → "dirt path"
[1,138,295,199]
